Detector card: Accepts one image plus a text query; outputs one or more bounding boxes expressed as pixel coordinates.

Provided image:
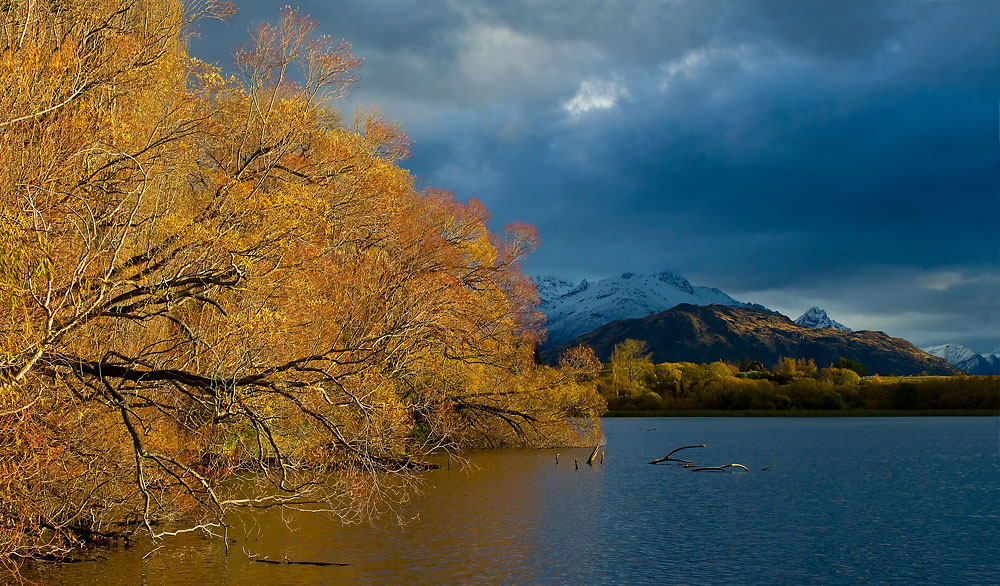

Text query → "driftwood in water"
[649,444,706,465]
[587,445,601,466]
[690,463,750,472]
[249,554,348,567]
[761,463,774,471]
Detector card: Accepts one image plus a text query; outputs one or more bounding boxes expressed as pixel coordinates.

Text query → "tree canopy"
[0,0,603,567]
[609,339,653,397]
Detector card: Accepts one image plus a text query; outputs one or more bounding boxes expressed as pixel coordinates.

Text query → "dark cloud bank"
[190,0,1000,352]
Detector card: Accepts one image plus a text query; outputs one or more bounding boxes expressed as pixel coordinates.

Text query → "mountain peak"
[795,307,850,331]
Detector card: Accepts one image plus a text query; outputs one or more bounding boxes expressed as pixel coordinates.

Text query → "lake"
[27,417,1000,585]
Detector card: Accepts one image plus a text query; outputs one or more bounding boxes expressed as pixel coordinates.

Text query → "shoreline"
[603,409,1000,417]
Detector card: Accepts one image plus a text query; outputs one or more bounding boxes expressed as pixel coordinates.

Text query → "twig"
[142,545,163,560]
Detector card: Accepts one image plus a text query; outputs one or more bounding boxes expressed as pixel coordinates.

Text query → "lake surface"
[27,417,1000,585]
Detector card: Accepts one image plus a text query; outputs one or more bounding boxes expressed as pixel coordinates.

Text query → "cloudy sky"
[189,0,1000,353]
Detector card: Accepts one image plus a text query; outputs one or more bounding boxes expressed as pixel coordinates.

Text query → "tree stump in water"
[587,445,601,466]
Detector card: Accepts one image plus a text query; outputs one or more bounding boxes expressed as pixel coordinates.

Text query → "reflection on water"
[26,417,1000,585]
[27,446,607,586]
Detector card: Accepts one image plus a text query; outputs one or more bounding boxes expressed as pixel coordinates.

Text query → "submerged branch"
[648,443,706,465]
[690,464,750,472]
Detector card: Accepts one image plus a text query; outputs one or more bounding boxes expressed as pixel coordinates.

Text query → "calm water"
[27,417,1000,585]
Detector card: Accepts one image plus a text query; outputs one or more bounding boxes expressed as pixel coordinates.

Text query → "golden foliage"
[0,0,602,568]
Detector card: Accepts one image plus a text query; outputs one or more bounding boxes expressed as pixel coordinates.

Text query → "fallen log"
[649,443,706,465]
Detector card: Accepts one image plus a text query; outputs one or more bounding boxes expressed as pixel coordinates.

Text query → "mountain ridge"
[922,343,1000,375]
[543,303,957,376]
[535,271,761,347]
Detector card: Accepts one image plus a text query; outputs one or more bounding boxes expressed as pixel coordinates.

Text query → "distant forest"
[598,340,1000,413]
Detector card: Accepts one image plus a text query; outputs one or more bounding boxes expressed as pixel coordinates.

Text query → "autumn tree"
[775,357,818,380]
[610,339,653,397]
[0,0,602,569]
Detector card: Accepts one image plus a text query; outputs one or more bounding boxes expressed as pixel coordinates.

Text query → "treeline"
[600,340,1000,412]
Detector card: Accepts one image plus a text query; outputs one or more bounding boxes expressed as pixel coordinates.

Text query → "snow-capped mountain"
[923,343,980,365]
[794,307,850,331]
[534,271,759,347]
[534,276,577,303]
[922,343,1000,375]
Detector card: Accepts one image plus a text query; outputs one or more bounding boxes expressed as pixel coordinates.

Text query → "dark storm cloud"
[188,0,1000,351]
[724,0,905,61]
